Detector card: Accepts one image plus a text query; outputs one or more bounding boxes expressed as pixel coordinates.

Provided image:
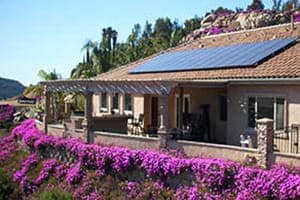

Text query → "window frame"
[100,93,108,113]
[124,94,133,115]
[175,94,191,128]
[112,93,120,113]
[219,95,227,121]
[247,95,286,131]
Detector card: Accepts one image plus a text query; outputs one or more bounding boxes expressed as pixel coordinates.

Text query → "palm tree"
[71,40,99,79]
[38,69,62,81]
[81,40,97,64]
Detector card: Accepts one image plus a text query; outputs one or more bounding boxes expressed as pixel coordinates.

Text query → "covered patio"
[41,79,228,147]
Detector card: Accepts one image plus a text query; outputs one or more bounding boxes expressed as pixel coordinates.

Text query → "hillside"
[182,10,300,43]
[0,77,25,100]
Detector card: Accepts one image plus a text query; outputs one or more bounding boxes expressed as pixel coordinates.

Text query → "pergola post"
[82,90,94,144]
[158,95,169,149]
[43,90,51,134]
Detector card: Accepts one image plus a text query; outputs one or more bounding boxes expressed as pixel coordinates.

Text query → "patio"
[41,79,230,146]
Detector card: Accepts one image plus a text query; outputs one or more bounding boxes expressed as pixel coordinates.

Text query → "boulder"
[201,14,216,25]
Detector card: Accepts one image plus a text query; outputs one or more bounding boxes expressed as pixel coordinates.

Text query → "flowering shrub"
[295,13,300,23]
[0,104,15,125]
[1,119,299,199]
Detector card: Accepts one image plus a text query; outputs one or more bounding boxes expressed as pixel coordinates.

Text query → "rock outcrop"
[183,9,300,43]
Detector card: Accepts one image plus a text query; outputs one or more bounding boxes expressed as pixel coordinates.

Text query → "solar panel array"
[128,37,296,74]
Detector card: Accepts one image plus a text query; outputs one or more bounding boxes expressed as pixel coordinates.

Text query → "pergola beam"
[42,80,176,95]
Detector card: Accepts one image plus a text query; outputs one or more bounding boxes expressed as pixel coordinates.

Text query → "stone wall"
[273,152,300,166]
[94,131,160,150]
[35,120,300,167]
[168,140,258,162]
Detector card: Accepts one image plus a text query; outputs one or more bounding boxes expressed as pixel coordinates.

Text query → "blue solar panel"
[128,37,296,74]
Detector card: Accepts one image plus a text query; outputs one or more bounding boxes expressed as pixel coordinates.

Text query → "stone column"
[43,90,51,134]
[82,90,94,144]
[157,95,169,149]
[257,118,274,169]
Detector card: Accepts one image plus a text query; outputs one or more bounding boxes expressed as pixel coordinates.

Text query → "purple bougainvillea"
[0,119,299,199]
[0,104,15,124]
[295,13,300,23]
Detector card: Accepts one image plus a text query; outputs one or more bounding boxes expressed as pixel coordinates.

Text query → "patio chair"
[132,114,144,135]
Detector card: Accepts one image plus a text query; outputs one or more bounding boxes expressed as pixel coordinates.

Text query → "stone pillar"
[43,90,51,134]
[82,90,94,144]
[157,95,169,149]
[257,118,274,169]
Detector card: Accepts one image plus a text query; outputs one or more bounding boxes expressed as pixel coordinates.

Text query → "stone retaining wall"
[35,120,300,167]
[94,131,160,150]
[168,140,258,162]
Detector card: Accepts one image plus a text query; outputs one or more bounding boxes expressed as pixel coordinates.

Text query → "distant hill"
[0,77,25,100]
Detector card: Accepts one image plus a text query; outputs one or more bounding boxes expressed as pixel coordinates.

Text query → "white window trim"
[247,95,286,131]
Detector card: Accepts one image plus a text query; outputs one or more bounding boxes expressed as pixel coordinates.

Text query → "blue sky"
[0,0,273,86]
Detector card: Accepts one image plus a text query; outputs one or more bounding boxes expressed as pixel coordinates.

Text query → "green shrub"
[32,187,73,200]
[0,168,22,199]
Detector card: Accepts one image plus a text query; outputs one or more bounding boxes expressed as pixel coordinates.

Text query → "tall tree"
[38,69,62,81]
[272,0,283,11]
[153,18,173,50]
[170,20,185,47]
[247,0,265,10]
[184,16,202,34]
[282,0,299,12]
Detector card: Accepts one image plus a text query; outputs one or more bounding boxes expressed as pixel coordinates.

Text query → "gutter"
[176,77,300,86]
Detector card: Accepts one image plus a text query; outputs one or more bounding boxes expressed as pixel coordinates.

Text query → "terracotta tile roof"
[95,23,300,82]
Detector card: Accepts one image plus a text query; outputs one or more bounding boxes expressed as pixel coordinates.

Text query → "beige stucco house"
[42,23,300,155]
[90,23,300,146]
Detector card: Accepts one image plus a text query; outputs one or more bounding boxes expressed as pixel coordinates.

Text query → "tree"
[247,0,265,10]
[184,16,202,34]
[38,69,62,81]
[282,0,299,12]
[71,40,98,79]
[153,18,173,50]
[142,21,153,39]
[272,0,283,11]
[212,6,234,15]
[170,20,185,47]
[81,40,97,64]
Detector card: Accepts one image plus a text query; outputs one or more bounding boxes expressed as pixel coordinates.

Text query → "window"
[112,93,119,110]
[176,96,180,128]
[183,96,190,113]
[276,98,284,130]
[248,97,285,130]
[175,94,190,128]
[219,96,227,121]
[124,94,132,111]
[100,93,107,112]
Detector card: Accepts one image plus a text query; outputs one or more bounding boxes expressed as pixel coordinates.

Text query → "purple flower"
[0,104,15,123]
[3,119,300,199]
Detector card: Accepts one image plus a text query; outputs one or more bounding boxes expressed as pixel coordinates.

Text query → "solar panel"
[128,37,296,74]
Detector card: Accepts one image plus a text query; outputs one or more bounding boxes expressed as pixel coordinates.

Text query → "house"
[41,23,300,162]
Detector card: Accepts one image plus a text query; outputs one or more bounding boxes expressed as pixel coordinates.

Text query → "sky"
[0,0,273,86]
